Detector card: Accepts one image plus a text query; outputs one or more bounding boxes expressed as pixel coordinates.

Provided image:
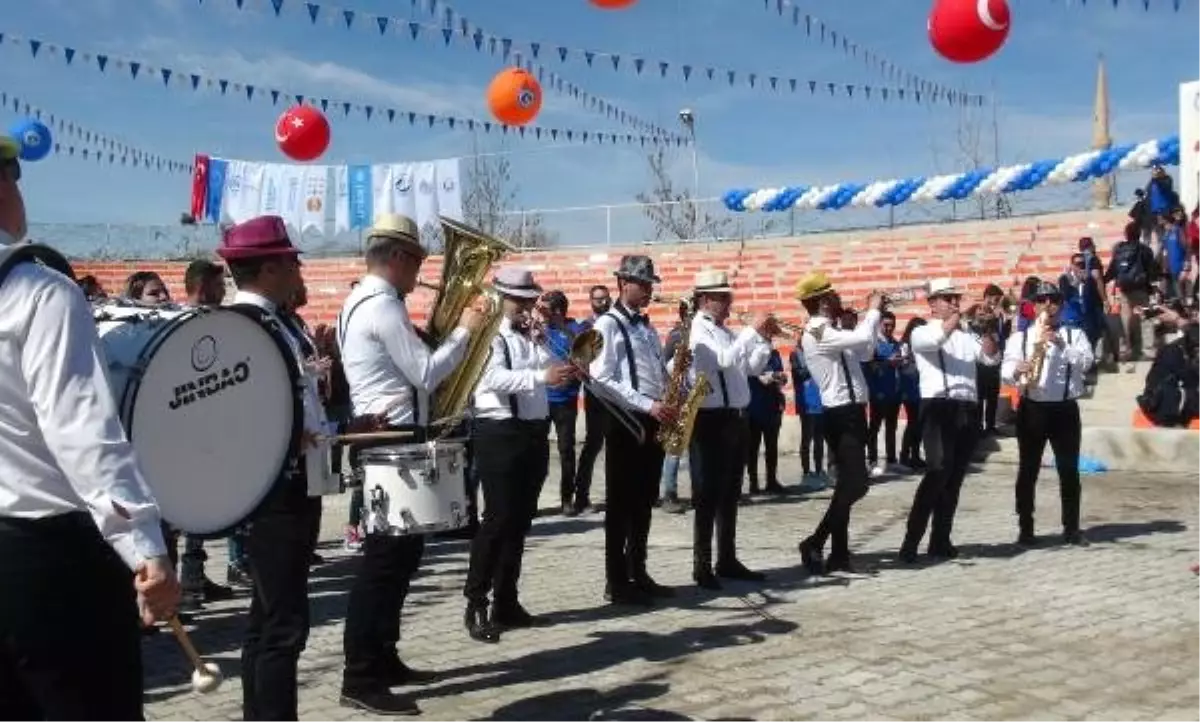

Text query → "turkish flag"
[190,153,209,220]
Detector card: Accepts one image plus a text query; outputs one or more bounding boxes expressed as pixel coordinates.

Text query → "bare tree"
[636,146,732,242]
[461,138,555,249]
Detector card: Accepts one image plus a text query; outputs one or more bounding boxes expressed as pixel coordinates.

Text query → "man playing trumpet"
[1001,282,1094,547]
[794,272,883,575]
[686,270,778,588]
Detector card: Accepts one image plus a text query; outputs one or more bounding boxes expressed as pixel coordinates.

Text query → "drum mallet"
[167,616,224,694]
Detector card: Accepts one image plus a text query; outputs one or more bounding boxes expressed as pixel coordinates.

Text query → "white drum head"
[124,308,299,535]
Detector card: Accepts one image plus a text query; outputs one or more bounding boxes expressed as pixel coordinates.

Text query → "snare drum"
[359,440,469,536]
[94,301,302,536]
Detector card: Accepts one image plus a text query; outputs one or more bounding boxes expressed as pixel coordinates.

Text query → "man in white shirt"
[463,267,573,642]
[219,215,384,721]
[1001,282,1095,547]
[685,270,777,588]
[337,214,482,715]
[899,278,1000,564]
[0,133,179,719]
[793,272,884,575]
[590,255,677,606]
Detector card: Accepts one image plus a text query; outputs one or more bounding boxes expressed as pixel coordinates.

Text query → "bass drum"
[94,301,302,537]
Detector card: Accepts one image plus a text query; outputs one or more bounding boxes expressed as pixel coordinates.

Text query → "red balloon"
[589,0,637,7]
[275,105,330,162]
[928,0,1010,64]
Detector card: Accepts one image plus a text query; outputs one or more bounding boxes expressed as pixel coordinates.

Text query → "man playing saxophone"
[337,214,483,715]
[589,255,676,607]
[1001,282,1094,547]
[684,270,778,589]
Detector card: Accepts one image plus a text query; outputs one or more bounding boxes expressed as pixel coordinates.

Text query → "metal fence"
[40,167,1147,260]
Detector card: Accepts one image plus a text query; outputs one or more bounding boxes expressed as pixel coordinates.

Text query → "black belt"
[697,407,747,418]
[0,510,96,537]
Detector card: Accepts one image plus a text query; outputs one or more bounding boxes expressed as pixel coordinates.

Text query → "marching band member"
[590,255,676,606]
[1001,282,1094,547]
[463,267,574,642]
[899,279,1000,563]
[685,270,777,589]
[794,272,882,575]
[219,215,381,721]
[337,215,481,715]
[0,133,180,719]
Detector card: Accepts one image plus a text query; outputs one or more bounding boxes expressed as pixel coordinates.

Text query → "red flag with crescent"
[190,153,209,220]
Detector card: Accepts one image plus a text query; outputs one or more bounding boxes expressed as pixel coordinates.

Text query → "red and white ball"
[928,0,1011,64]
[275,105,331,162]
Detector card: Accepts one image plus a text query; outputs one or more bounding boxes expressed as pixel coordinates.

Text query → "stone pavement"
[145,457,1199,721]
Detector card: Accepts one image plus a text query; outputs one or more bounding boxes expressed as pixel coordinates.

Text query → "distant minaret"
[1091,55,1115,209]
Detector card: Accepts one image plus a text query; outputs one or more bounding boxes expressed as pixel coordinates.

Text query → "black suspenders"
[606,311,640,391]
[337,291,421,424]
[495,336,521,418]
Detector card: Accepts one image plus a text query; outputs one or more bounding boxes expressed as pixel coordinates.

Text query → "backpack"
[1113,242,1148,290]
[0,241,75,289]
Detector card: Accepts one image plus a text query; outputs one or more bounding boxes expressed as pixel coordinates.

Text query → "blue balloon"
[9,118,52,162]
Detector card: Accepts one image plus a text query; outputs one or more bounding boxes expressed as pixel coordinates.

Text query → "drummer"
[219,215,385,721]
[336,214,483,715]
[0,132,179,718]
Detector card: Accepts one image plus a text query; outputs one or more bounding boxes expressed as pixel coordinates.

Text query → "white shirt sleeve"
[810,309,882,355]
[477,336,546,395]
[1000,332,1024,386]
[909,322,949,353]
[373,299,470,393]
[589,315,654,414]
[1063,327,1096,369]
[21,279,167,570]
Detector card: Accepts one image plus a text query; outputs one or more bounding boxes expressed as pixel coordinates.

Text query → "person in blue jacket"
[789,344,827,488]
[746,348,787,494]
[866,311,903,476]
[898,317,927,471]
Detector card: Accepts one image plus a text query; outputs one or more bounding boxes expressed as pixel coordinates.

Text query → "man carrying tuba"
[337,214,483,716]
[589,255,677,607]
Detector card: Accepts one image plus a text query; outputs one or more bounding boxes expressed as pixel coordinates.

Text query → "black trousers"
[804,404,870,560]
[976,365,1002,432]
[903,398,979,552]
[603,410,663,587]
[1015,399,1083,534]
[463,418,550,607]
[900,399,923,462]
[342,532,425,694]
[799,411,825,474]
[242,480,322,721]
[0,512,142,721]
[575,391,607,506]
[693,410,749,569]
[549,400,581,507]
[746,413,781,486]
[867,400,901,465]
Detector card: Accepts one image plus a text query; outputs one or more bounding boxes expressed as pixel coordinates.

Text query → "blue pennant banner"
[0,89,192,173]
[185,0,985,109]
[0,30,686,148]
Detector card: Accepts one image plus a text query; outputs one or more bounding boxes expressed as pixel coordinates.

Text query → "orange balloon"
[486,67,542,127]
[590,0,638,7]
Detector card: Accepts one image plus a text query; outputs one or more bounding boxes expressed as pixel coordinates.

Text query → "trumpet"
[736,312,805,338]
[879,286,926,305]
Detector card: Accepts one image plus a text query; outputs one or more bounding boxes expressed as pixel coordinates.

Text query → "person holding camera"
[1136,304,1199,428]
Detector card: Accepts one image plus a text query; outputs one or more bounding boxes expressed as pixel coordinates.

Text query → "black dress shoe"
[608,583,655,606]
[203,578,235,602]
[798,538,825,575]
[824,555,855,574]
[693,568,722,590]
[385,661,439,686]
[927,543,959,560]
[633,575,676,598]
[226,562,254,587]
[1063,530,1090,546]
[716,561,766,582]
[492,603,547,629]
[764,481,786,494]
[464,605,500,643]
[309,552,325,566]
[340,690,420,716]
[1017,531,1039,547]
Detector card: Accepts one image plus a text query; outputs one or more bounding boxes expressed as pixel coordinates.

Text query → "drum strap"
[338,291,421,424]
[497,336,520,419]
[0,242,75,289]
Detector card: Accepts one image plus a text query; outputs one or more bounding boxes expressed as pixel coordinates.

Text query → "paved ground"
[144,454,1200,721]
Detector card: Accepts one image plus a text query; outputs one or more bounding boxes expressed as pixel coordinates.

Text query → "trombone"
[524,311,647,444]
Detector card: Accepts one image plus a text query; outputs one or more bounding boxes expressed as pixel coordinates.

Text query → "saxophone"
[655,302,712,456]
[1018,311,1051,393]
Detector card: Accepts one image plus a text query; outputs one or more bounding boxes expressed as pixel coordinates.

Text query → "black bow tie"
[629,313,649,326]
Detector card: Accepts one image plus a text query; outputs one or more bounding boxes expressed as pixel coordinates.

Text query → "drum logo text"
[169,360,250,410]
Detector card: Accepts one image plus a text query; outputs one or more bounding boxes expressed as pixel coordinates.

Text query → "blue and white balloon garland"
[722,135,1179,213]
[8,117,53,162]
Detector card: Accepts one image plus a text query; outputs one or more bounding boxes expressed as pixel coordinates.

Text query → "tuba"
[426,217,514,422]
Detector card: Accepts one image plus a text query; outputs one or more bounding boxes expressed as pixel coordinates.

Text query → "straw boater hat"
[216,215,301,261]
[366,213,426,259]
[794,271,834,301]
[492,266,542,299]
[926,278,962,299]
[692,269,733,294]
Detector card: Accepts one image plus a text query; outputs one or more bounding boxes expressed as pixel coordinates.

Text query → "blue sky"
[0,0,1195,228]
